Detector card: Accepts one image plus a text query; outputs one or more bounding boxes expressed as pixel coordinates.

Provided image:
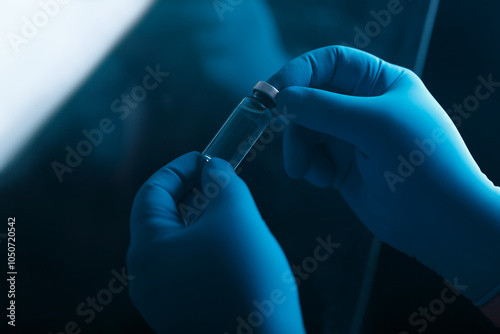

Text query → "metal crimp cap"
[252,81,279,103]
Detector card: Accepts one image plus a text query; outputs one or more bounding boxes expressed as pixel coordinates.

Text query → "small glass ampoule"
[202,81,278,168]
[178,81,279,225]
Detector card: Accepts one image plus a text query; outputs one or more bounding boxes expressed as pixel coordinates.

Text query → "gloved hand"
[126,152,305,333]
[267,46,500,306]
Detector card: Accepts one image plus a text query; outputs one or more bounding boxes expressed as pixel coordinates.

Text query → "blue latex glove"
[127,152,305,333]
[267,46,500,306]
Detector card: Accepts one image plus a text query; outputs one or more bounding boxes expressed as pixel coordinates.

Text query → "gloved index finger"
[129,152,206,243]
[267,45,405,96]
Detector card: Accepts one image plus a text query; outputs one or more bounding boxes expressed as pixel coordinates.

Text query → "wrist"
[438,179,500,305]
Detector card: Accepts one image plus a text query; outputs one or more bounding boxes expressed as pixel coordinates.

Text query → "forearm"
[459,182,500,326]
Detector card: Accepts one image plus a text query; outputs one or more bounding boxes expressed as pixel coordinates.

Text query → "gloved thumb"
[199,157,263,226]
[276,86,387,150]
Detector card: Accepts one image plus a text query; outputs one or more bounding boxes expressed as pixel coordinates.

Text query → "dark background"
[1,0,499,333]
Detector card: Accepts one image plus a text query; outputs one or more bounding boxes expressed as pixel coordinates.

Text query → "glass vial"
[202,82,278,169]
[178,81,279,225]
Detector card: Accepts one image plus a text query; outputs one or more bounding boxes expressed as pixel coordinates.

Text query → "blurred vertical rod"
[349,237,382,334]
[413,0,441,76]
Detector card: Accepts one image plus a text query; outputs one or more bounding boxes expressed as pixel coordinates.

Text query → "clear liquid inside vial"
[178,83,277,225]
[202,96,272,169]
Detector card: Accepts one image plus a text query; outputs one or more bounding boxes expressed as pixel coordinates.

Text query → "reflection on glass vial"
[178,81,279,225]
[202,81,278,169]
[202,97,272,169]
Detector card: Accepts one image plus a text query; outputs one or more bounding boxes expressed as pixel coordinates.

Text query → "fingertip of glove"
[201,157,237,185]
[184,150,204,162]
[204,157,234,173]
[276,86,311,109]
[276,86,300,99]
[165,151,205,170]
[200,157,252,207]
